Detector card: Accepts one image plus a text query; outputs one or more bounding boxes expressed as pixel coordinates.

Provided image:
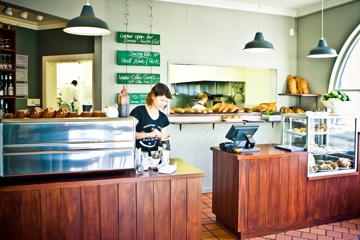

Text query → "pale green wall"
[297,1,360,109]
[102,0,297,109]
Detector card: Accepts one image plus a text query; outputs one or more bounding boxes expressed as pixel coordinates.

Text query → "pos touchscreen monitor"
[225,124,259,150]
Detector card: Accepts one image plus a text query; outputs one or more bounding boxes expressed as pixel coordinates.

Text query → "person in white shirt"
[59,80,79,112]
[192,92,208,111]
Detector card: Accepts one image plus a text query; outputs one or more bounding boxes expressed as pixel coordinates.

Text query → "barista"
[130,83,172,154]
[192,92,208,110]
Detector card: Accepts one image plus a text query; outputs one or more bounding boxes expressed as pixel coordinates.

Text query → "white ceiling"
[156,0,355,17]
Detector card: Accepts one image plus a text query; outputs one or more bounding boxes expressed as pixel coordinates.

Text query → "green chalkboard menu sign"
[117,73,160,84]
[117,32,160,45]
[128,93,148,104]
[117,51,160,66]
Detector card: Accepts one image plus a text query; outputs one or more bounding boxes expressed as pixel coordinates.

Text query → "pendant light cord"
[321,0,324,38]
[124,0,129,73]
[257,0,261,32]
[149,0,154,74]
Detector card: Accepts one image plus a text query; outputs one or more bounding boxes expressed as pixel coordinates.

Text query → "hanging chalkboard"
[117,73,160,84]
[129,93,148,104]
[117,51,160,66]
[117,32,160,45]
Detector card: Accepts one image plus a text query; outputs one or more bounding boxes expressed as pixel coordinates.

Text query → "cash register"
[220,124,260,153]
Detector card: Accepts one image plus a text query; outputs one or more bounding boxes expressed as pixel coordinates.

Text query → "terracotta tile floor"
[201,193,360,240]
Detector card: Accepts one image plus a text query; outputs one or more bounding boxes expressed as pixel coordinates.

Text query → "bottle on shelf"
[4,74,8,96]
[4,102,8,114]
[8,82,13,96]
[0,78,3,96]
[117,85,129,117]
[0,99,4,119]
[3,81,7,96]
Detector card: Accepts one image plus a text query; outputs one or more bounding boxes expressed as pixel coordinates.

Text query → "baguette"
[287,75,298,94]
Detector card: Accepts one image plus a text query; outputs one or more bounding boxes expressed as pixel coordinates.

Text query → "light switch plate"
[27,98,41,106]
[289,28,295,36]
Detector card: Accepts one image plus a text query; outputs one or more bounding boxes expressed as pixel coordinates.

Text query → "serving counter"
[211,144,360,239]
[0,159,204,240]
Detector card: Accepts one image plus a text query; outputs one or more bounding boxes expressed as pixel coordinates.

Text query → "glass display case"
[280,114,357,177]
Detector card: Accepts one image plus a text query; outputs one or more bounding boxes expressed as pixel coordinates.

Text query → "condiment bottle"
[117,85,129,117]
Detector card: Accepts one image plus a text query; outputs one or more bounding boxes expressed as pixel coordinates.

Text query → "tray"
[338,167,352,170]
[318,169,339,172]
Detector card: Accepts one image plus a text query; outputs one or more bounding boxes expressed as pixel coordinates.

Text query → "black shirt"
[130,105,170,152]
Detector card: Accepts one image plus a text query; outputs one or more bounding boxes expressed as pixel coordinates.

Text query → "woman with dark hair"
[130,83,172,153]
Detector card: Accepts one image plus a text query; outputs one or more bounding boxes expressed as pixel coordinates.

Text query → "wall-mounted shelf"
[170,120,280,131]
[0,48,15,52]
[278,93,321,108]
[0,96,16,99]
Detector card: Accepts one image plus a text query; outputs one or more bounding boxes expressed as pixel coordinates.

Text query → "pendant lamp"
[64,0,111,36]
[243,0,274,52]
[307,0,337,58]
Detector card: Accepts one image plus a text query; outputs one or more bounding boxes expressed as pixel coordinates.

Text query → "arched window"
[329,25,360,104]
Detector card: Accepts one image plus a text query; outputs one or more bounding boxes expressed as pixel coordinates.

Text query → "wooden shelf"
[278,93,321,97]
[0,48,15,52]
[0,96,16,99]
[278,93,321,109]
[170,120,281,130]
[0,69,15,72]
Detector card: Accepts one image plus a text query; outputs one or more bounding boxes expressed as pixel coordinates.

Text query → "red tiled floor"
[201,193,360,240]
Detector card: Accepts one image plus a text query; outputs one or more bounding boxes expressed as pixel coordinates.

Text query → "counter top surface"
[211,144,307,160]
[0,159,204,189]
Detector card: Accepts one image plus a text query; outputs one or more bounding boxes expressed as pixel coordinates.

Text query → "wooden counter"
[211,144,360,239]
[0,159,204,240]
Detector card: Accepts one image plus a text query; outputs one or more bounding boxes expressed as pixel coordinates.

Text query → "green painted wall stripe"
[117,73,160,84]
[116,51,160,66]
[117,32,160,45]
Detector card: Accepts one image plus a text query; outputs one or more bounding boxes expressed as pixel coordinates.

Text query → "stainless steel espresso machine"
[0,118,135,177]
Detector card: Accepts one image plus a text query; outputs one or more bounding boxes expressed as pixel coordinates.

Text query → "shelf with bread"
[280,75,320,109]
[169,102,281,130]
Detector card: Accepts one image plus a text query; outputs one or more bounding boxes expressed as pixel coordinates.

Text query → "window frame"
[329,24,360,92]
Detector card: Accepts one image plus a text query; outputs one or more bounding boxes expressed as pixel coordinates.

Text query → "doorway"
[42,54,94,110]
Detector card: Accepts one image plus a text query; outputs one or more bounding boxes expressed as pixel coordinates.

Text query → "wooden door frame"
[42,53,94,108]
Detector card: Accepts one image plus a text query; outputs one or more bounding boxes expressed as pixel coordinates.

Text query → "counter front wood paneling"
[0,159,203,240]
[211,144,360,239]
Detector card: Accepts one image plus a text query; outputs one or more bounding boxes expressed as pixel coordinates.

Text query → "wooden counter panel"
[213,150,239,231]
[171,179,187,240]
[187,178,202,240]
[81,186,101,240]
[154,180,171,240]
[61,187,81,240]
[118,182,136,240]
[0,160,203,240]
[41,189,61,240]
[0,190,43,240]
[212,145,360,239]
[137,181,154,240]
[99,184,118,240]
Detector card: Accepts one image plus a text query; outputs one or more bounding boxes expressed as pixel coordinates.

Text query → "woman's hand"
[148,128,162,138]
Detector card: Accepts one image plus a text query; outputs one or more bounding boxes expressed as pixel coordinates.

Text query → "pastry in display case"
[278,113,357,177]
